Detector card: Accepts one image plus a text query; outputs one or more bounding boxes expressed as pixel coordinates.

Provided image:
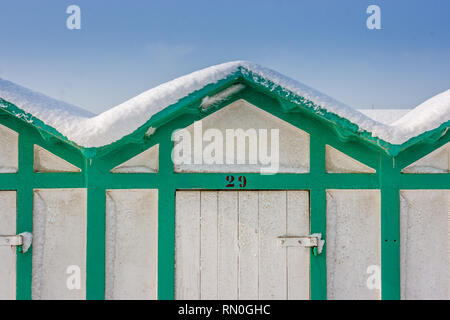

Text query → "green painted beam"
[310,187,327,300]
[309,134,327,300]
[157,136,176,300]
[157,186,176,300]
[16,130,34,300]
[380,156,401,300]
[0,174,19,189]
[399,174,450,189]
[85,162,106,300]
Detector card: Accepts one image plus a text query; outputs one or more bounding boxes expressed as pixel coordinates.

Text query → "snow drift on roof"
[0,61,449,148]
[358,109,411,125]
[0,78,94,120]
[392,89,450,132]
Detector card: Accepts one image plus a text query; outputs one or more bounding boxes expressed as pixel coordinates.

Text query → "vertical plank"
[286,191,310,300]
[175,191,200,299]
[237,191,259,299]
[0,191,17,300]
[105,189,158,300]
[200,191,218,299]
[258,191,287,299]
[217,191,239,299]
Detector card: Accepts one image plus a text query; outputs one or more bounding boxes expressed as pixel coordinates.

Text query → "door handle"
[277,233,324,255]
[0,232,32,253]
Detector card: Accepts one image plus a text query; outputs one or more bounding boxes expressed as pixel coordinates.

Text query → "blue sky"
[0,0,449,114]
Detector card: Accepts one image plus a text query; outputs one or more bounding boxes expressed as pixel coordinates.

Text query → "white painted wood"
[325,145,375,173]
[32,189,87,300]
[105,189,158,300]
[0,124,18,173]
[217,191,239,299]
[400,190,450,299]
[111,144,159,173]
[200,191,218,299]
[402,142,449,173]
[237,191,259,299]
[258,191,287,299]
[175,191,200,299]
[174,99,310,173]
[33,145,81,173]
[326,189,381,300]
[287,191,310,300]
[175,190,311,300]
[0,191,17,300]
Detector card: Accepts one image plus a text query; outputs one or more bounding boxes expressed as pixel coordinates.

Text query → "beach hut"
[0,62,448,300]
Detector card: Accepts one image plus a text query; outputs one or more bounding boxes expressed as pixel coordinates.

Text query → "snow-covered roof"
[0,61,449,149]
[357,109,411,125]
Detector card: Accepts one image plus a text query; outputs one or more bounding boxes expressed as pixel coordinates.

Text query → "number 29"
[225,175,247,188]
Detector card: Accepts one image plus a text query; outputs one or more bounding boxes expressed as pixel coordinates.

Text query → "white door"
[0,191,17,300]
[175,190,310,300]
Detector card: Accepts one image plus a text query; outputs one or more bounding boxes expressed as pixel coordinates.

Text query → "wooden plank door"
[175,190,310,300]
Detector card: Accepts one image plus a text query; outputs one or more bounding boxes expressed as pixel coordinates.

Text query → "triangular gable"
[173,99,309,174]
[326,145,375,173]
[0,124,18,173]
[111,144,159,173]
[402,142,449,173]
[34,145,81,173]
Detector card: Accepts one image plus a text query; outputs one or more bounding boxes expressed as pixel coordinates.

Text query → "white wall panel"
[105,189,158,300]
[32,189,87,300]
[400,190,449,299]
[34,145,81,173]
[325,145,375,173]
[0,124,18,173]
[0,191,17,300]
[111,145,159,173]
[326,189,381,300]
[402,143,449,173]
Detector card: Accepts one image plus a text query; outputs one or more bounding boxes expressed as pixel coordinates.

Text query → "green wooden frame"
[0,72,449,300]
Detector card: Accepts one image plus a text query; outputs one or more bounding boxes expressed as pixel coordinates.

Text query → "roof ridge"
[0,61,449,150]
